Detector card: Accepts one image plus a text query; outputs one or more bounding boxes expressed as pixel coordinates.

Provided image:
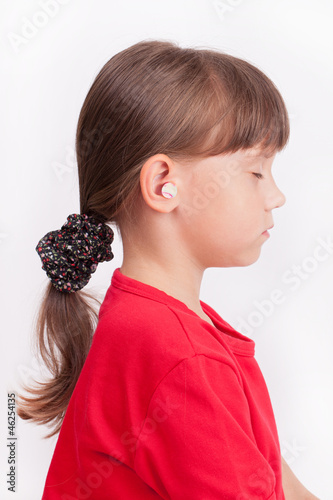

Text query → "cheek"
[179,195,246,252]
[210,186,254,229]
[180,172,259,233]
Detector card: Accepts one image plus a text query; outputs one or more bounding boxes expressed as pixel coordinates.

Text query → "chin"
[208,247,262,268]
[230,250,261,268]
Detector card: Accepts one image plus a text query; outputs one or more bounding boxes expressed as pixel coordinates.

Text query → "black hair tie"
[36,214,114,293]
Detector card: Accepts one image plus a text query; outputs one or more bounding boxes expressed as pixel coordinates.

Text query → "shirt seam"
[133,353,244,467]
[164,305,246,386]
[168,304,253,366]
[165,304,197,355]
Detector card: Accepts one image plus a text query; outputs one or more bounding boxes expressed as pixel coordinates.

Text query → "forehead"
[242,147,274,158]
[222,148,276,173]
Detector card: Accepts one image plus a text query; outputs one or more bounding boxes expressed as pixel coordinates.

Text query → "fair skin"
[120,146,283,322]
[119,147,319,499]
[281,457,320,499]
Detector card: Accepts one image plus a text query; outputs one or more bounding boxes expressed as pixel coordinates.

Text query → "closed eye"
[252,172,264,179]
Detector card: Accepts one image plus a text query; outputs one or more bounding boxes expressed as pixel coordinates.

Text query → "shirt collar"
[111,267,255,357]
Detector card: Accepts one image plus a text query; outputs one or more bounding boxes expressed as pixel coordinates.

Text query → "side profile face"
[127,144,287,279]
[175,146,286,268]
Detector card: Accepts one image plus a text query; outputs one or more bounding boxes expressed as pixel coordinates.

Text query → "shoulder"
[78,297,197,432]
[93,290,240,369]
[94,294,195,362]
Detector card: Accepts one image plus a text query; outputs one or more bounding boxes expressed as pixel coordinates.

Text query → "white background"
[1,0,332,498]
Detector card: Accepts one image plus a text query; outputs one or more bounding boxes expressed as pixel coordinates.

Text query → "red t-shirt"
[42,267,285,499]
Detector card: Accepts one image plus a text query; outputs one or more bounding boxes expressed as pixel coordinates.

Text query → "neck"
[118,212,212,325]
[120,261,203,314]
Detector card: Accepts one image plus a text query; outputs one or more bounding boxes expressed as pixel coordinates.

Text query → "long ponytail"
[17,284,100,438]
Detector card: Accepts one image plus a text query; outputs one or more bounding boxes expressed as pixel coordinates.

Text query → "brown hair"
[17,39,290,437]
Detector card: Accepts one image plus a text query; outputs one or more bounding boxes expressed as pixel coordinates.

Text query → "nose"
[274,186,286,209]
[266,178,286,211]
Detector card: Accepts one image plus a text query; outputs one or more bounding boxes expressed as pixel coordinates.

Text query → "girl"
[18,40,319,499]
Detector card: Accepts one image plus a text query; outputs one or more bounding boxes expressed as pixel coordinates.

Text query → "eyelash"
[252,173,264,179]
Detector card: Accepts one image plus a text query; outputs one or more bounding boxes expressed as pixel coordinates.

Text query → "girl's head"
[77,39,289,268]
[18,40,289,436]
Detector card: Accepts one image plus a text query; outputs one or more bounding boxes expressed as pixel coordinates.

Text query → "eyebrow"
[243,152,273,160]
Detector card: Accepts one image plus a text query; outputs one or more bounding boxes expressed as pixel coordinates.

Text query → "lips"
[262,225,274,235]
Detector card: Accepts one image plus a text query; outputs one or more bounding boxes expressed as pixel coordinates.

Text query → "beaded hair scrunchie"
[36,214,114,293]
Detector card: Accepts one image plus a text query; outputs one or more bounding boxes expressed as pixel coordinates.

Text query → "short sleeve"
[134,355,277,500]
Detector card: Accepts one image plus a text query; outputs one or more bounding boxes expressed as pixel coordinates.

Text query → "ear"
[139,154,179,213]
